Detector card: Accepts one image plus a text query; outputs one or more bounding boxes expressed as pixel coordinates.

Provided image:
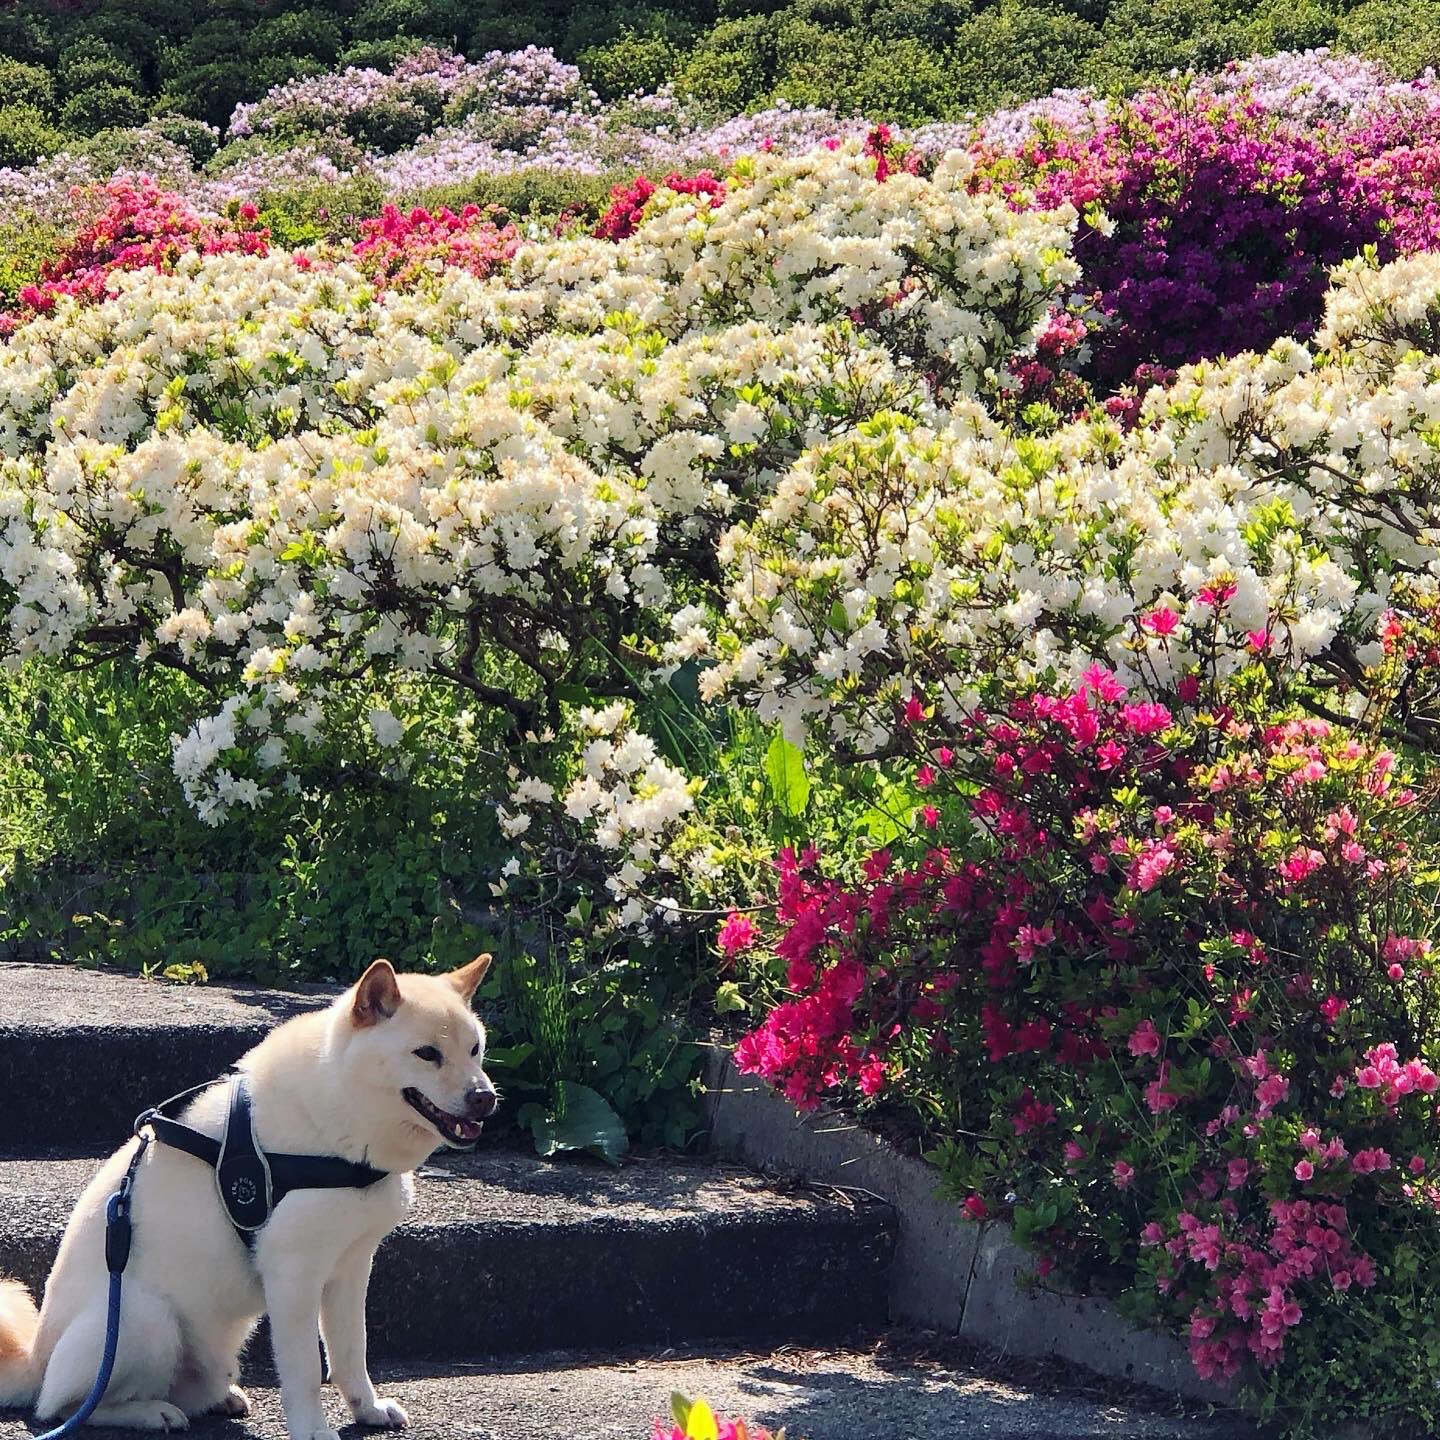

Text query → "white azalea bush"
[3,146,1440,922]
[703,249,1440,751]
[0,142,1079,917]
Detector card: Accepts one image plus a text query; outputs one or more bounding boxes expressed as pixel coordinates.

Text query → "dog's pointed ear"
[446,953,492,1004]
[352,958,403,1028]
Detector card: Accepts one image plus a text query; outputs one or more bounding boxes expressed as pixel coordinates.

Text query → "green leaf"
[671,1394,693,1429]
[861,806,903,844]
[484,1042,538,1071]
[764,730,810,817]
[714,981,748,1014]
[530,1081,629,1164]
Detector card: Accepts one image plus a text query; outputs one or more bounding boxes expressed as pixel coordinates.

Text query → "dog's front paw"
[215,1386,251,1418]
[353,1398,409,1429]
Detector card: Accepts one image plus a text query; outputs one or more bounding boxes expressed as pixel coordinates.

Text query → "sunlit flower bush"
[9,66,1440,1432]
[0,141,1075,922]
[1,178,268,332]
[350,202,521,288]
[972,89,1440,382]
[701,240,1440,757]
[735,647,1440,1431]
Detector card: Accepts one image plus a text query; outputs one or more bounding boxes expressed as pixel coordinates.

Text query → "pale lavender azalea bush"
[1204,47,1439,122]
[965,47,1440,149]
[230,45,590,140]
[0,123,204,227]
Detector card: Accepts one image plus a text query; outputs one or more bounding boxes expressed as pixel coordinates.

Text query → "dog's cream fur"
[0,955,497,1437]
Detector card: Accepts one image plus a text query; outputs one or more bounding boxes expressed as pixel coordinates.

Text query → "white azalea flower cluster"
[498,148,1081,394]
[0,142,1074,918]
[496,701,709,930]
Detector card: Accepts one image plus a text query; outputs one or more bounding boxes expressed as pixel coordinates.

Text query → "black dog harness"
[137,1074,389,1248]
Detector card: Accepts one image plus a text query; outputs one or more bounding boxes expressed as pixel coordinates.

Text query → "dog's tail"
[0,1278,40,1406]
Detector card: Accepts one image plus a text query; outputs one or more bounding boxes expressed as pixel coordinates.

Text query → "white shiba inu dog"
[0,955,498,1437]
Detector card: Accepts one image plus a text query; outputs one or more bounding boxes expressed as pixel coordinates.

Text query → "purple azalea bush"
[970,51,1440,385]
[984,94,1398,382]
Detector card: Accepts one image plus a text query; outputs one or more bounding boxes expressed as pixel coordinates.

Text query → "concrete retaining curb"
[704,1048,1224,1402]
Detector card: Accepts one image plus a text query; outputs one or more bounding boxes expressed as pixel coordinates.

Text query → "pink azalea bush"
[1,178,268,333]
[734,615,1440,1431]
[350,203,521,289]
[595,169,726,242]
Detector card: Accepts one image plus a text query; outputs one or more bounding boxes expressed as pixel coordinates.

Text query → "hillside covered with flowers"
[7,36,1440,1439]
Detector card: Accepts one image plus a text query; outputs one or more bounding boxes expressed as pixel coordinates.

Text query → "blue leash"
[34,1138,145,1440]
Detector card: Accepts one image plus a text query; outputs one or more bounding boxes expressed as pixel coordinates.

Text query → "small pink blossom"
[1127,1019,1163,1058]
[1197,582,1237,608]
[717,912,760,956]
[1255,1074,1290,1116]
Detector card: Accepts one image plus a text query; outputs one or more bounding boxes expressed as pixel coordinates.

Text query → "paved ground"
[0,1344,1258,1440]
[0,962,332,1030]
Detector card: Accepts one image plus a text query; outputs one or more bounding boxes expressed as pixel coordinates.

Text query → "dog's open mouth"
[403,1088,484,1148]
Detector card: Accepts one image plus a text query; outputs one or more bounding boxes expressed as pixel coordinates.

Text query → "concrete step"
[0,1342,1259,1440]
[0,1150,894,1359]
[0,964,330,1150]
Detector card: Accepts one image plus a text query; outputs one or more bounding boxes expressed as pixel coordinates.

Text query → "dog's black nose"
[465,1086,498,1119]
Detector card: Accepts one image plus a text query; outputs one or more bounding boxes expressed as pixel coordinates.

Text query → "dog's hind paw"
[353,1398,409,1429]
[87,1400,190,1431]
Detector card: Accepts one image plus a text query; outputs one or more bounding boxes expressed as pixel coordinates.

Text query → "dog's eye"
[413,1046,443,1065]
[471,1043,480,1057]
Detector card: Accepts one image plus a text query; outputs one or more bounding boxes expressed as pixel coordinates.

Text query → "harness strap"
[138,1074,388,1248]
